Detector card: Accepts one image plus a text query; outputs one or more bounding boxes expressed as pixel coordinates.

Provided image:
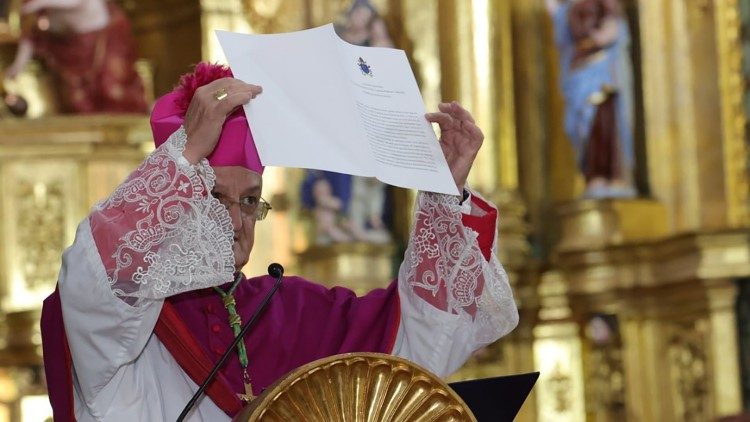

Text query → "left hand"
[426,101,484,193]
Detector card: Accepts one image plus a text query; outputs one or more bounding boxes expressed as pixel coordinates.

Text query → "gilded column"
[438,0,529,270]
[533,271,586,422]
[638,0,697,232]
[200,0,251,61]
[715,0,750,228]
[124,0,203,96]
[621,315,673,421]
[706,279,743,417]
[491,0,518,192]
[511,0,554,252]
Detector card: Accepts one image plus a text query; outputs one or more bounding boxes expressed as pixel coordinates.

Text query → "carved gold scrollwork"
[583,315,626,419]
[547,361,572,413]
[667,319,710,422]
[16,180,65,291]
[717,0,750,226]
[585,347,626,411]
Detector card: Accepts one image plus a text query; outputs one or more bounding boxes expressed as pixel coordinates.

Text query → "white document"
[216,24,459,195]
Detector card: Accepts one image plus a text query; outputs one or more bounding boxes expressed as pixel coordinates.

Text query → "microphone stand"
[176,263,284,422]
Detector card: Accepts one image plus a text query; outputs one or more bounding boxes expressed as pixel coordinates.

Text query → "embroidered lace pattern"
[90,127,235,303]
[400,191,518,344]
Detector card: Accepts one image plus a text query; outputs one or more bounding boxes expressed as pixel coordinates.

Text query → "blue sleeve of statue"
[299,170,354,213]
[325,172,353,214]
[553,4,573,48]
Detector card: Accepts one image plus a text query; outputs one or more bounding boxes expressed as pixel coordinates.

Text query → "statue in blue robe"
[548,0,637,198]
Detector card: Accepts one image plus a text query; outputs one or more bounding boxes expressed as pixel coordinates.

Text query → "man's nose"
[227,203,243,232]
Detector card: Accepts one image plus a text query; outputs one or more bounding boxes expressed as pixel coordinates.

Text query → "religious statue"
[547,0,637,199]
[300,171,390,244]
[4,0,147,114]
[300,0,394,246]
[301,171,355,244]
[335,0,393,48]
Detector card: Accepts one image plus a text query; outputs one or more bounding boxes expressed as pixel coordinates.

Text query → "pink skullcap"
[149,62,264,174]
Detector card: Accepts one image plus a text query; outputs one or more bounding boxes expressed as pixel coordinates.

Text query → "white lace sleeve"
[393,190,519,376]
[89,127,235,304]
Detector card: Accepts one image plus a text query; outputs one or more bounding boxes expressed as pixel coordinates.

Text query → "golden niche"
[236,353,476,421]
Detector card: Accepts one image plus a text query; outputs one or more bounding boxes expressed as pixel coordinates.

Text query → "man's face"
[211,166,263,271]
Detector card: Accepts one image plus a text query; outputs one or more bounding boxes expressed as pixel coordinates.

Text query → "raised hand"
[182,78,262,164]
[425,101,484,193]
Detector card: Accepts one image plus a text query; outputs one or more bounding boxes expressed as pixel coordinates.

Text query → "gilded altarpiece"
[0,117,152,420]
[0,0,747,421]
[516,0,750,421]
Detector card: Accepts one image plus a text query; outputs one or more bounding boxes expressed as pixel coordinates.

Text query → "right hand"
[182,78,262,164]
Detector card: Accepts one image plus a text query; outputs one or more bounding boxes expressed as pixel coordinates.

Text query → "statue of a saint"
[300,171,390,245]
[4,0,147,114]
[336,0,393,48]
[547,0,637,198]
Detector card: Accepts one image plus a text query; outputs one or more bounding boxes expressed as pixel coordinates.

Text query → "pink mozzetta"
[149,74,264,175]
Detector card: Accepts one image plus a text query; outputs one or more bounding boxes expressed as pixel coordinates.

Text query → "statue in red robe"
[5,0,147,114]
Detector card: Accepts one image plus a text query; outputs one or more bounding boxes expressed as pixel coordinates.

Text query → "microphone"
[267,263,283,279]
[176,263,285,422]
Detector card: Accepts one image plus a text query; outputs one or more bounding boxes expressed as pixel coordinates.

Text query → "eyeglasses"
[212,192,272,221]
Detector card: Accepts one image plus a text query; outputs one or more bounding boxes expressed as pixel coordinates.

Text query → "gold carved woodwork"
[435,0,517,194]
[584,345,625,418]
[552,230,748,421]
[533,271,586,422]
[582,316,626,420]
[0,160,79,311]
[124,0,203,96]
[548,361,572,413]
[667,319,710,422]
[0,115,150,311]
[636,0,748,232]
[545,187,748,421]
[200,0,251,62]
[0,309,41,367]
[15,180,64,291]
[715,0,750,227]
[0,115,150,421]
[554,198,667,253]
[235,352,477,421]
[296,242,394,295]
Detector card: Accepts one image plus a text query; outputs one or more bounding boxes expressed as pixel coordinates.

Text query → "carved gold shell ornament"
[234,353,477,421]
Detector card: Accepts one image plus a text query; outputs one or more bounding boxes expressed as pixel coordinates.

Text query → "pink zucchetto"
[149,62,264,174]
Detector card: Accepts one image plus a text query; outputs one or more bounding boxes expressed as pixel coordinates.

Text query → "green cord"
[213,273,249,369]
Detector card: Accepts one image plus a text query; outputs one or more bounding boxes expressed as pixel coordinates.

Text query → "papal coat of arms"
[357,57,373,76]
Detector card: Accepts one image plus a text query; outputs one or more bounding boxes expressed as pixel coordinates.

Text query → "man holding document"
[40,25,519,421]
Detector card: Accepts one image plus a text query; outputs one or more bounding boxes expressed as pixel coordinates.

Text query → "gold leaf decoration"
[237,353,476,421]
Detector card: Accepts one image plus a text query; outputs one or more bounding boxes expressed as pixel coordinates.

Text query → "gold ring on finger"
[213,88,229,101]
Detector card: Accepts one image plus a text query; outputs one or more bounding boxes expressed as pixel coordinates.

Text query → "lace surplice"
[85,126,518,376]
[55,126,518,420]
[403,191,518,344]
[89,127,236,304]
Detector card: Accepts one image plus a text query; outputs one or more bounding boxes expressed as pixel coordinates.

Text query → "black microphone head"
[268,263,284,279]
